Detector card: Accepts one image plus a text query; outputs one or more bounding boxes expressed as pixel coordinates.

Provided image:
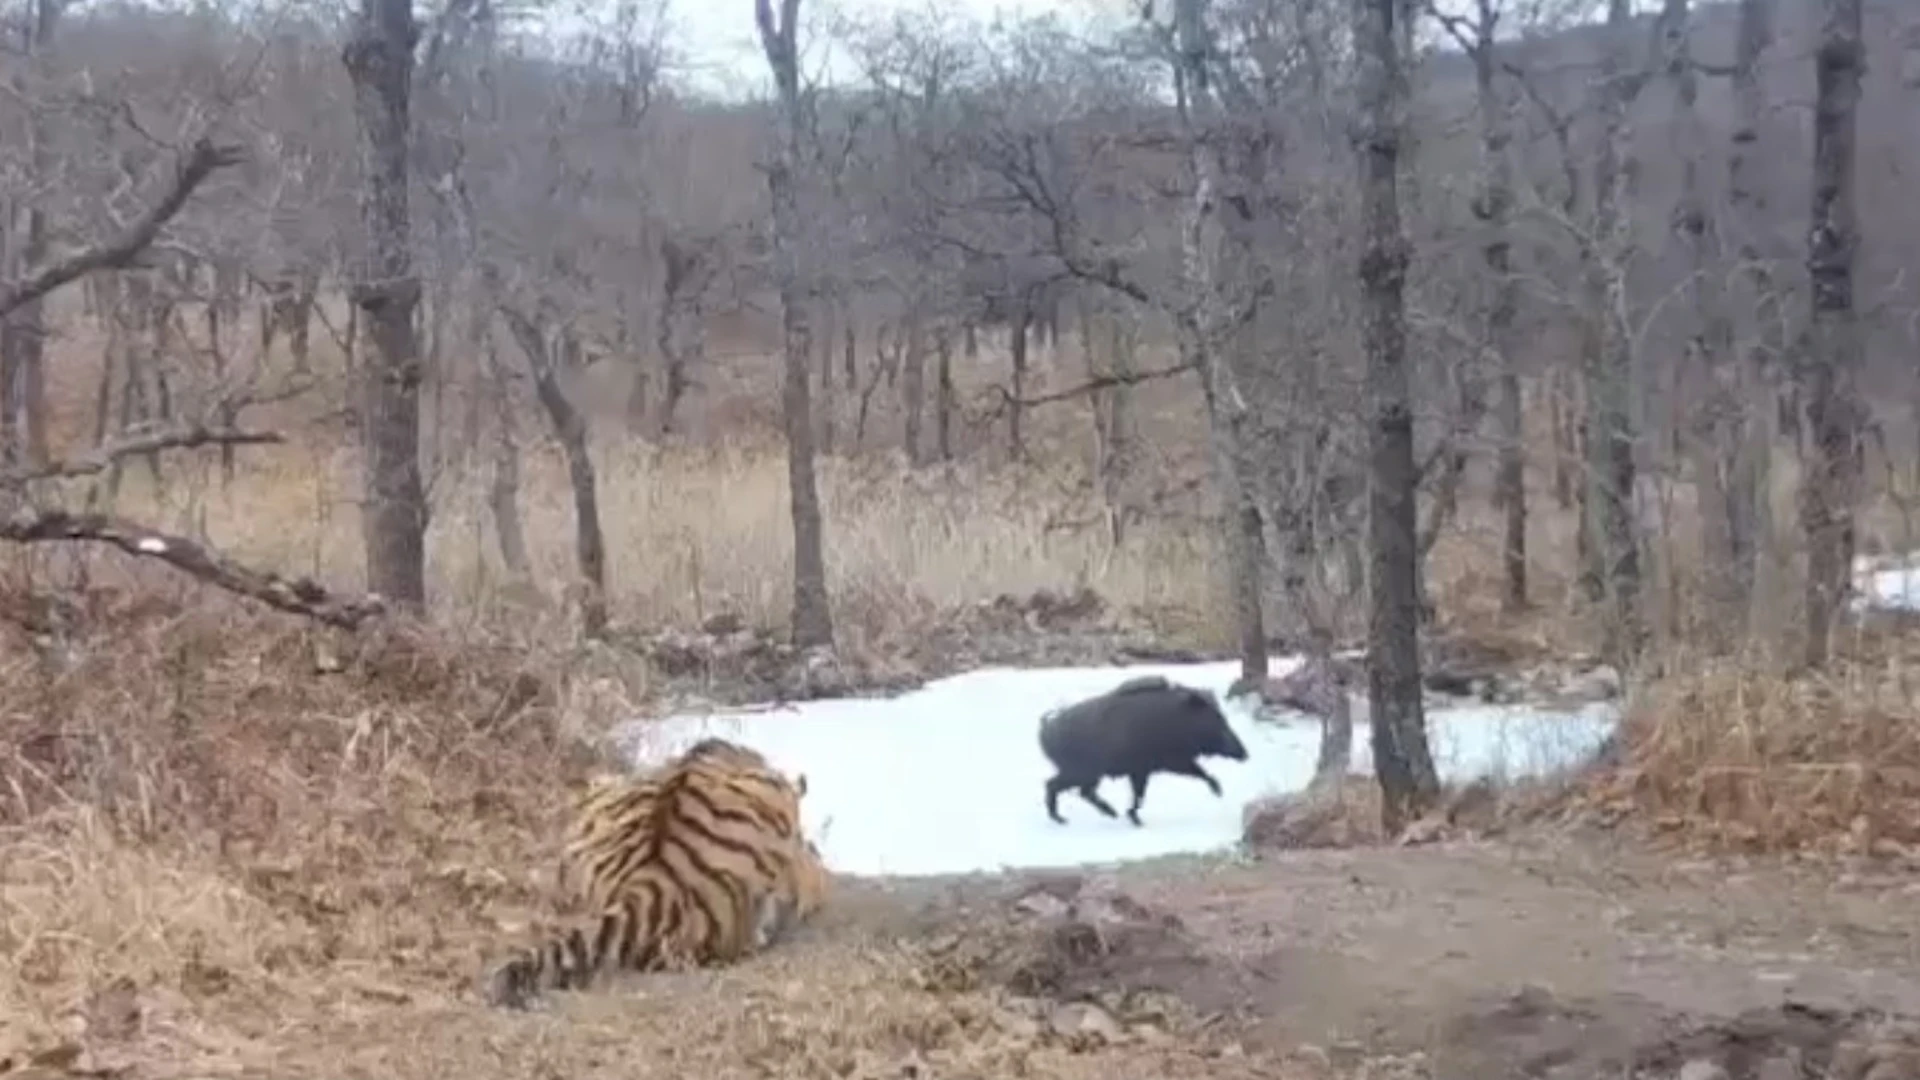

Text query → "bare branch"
[1,426,285,487]
[0,137,243,319]
[0,510,385,629]
[982,358,1198,416]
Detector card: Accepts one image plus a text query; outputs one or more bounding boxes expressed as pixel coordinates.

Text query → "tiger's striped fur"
[484,737,829,1009]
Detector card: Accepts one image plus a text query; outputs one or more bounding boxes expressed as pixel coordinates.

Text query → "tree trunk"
[1549,366,1576,510]
[1466,1,1527,612]
[1008,302,1031,462]
[1084,301,1136,549]
[935,324,954,462]
[902,310,927,465]
[1726,0,1777,632]
[843,317,858,389]
[1799,0,1865,668]
[1584,0,1645,669]
[625,331,649,434]
[1174,0,1267,686]
[343,0,429,610]
[1,0,61,472]
[819,295,837,455]
[757,0,834,650]
[483,329,530,579]
[1662,0,1744,648]
[501,307,607,638]
[855,330,893,449]
[1353,0,1438,834]
[655,235,706,439]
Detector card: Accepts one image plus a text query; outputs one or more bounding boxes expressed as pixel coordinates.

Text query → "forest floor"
[28,826,1907,1080]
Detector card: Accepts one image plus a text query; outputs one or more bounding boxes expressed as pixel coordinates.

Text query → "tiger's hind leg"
[748,843,829,953]
[752,889,798,951]
[483,894,664,1009]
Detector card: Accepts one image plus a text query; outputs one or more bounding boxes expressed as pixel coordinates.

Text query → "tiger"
[484,736,831,1009]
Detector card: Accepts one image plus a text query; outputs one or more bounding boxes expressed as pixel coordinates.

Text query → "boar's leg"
[1046,773,1120,823]
[1044,774,1074,823]
[1166,760,1223,797]
[1125,771,1151,826]
[1076,782,1120,819]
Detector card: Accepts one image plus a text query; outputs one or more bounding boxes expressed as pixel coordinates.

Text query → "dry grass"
[0,582,591,1071]
[1593,623,1920,856]
[87,434,1224,649]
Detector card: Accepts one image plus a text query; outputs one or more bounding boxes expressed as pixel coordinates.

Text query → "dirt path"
[825,828,1920,1079]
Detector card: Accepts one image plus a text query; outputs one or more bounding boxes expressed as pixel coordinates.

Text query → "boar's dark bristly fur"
[1037,677,1250,826]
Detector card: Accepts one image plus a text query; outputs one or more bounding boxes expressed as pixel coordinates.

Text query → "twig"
[0,510,385,630]
[0,137,244,319]
[1,426,284,487]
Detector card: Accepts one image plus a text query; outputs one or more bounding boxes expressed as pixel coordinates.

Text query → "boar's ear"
[795,773,809,798]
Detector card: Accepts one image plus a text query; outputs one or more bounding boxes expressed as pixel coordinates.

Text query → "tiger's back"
[485,737,830,1009]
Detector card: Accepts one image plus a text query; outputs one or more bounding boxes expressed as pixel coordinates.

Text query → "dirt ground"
[157,825,1917,1080]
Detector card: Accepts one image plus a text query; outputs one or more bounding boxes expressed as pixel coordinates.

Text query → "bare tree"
[756,0,835,649]
[343,0,429,610]
[1,0,63,469]
[655,233,717,437]
[497,293,610,639]
[1658,0,1746,648]
[1352,0,1437,832]
[1432,0,1525,613]
[1581,0,1650,667]
[1798,0,1865,668]
[1720,0,1780,636]
[1166,0,1270,686]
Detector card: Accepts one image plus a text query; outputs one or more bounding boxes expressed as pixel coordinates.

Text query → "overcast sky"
[531,0,1147,100]
[534,0,1596,102]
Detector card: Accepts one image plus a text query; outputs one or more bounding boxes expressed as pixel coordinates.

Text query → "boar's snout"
[1217,726,1250,761]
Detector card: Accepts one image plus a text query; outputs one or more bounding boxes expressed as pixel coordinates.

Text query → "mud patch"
[1421,990,1920,1080]
[906,875,1233,1010]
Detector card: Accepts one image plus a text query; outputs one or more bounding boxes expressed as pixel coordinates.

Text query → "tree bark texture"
[1353,0,1438,834]
[902,310,927,465]
[935,324,955,462]
[1584,0,1646,668]
[1008,302,1031,462]
[1799,0,1865,668]
[819,296,838,454]
[1464,1,1527,612]
[343,0,429,610]
[1726,0,1777,612]
[482,332,530,580]
[1663,0,1748,648]
[655,235,709,438]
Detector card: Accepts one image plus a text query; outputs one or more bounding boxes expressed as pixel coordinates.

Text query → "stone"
[1677,1060,1731,1080]
[1047,1001,1125,1046]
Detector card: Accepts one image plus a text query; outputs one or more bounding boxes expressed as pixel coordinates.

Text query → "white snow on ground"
[620,657,1619,878]
[1854,552,1920,612]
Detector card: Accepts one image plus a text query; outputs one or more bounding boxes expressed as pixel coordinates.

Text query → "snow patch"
[1854,552,1920,613]
[619,657,1618,879]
